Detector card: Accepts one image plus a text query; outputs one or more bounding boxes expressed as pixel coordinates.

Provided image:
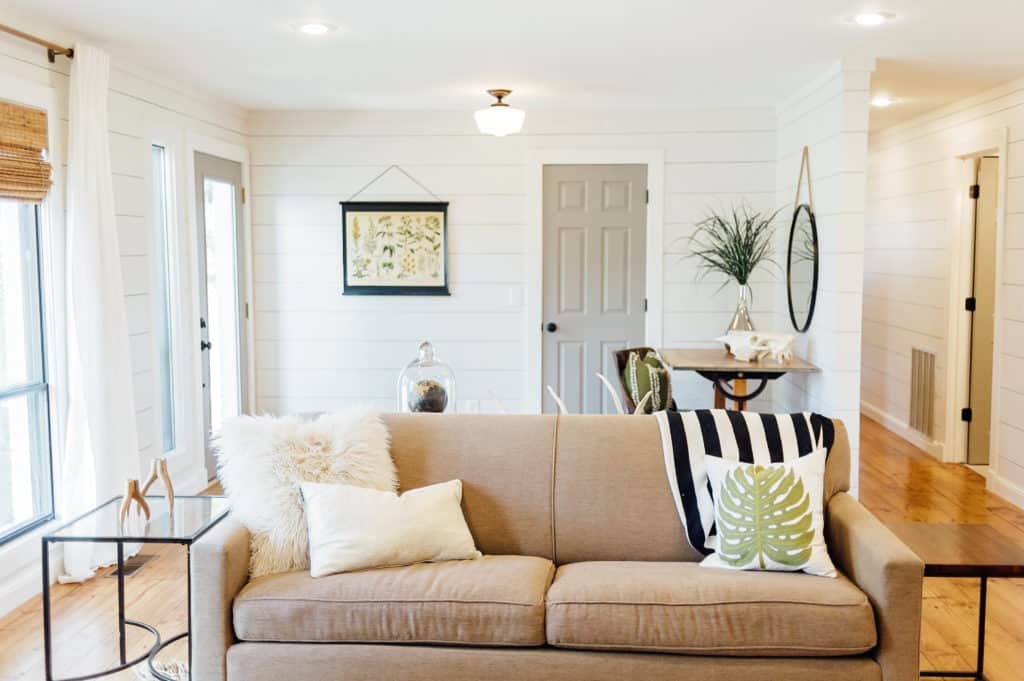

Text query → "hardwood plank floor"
[1,416,1022,680]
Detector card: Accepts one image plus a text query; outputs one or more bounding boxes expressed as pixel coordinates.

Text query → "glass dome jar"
[397,341,456,413]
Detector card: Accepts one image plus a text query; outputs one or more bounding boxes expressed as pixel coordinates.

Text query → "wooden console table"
[658,348,819,411]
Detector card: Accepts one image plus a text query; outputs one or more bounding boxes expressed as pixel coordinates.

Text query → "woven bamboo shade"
[0,100,52,202]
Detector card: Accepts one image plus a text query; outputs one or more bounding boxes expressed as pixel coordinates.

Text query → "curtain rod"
[0,23,74,62]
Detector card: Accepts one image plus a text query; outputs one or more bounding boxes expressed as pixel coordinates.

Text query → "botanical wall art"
[341,201,449,295]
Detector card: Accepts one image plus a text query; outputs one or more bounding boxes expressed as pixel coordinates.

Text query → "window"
[0,200,53,543]
[151,145,176,453]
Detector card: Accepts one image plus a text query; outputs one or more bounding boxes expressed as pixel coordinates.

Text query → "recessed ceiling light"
[294,22,337,35]
[853,11,890,26]
[871,95,897,108]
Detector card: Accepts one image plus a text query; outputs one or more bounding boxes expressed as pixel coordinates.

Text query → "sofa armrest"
[826,493,923,681]
[191,516,250,681]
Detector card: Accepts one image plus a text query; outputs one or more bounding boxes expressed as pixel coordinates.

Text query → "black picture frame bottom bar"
[920,575,989,681]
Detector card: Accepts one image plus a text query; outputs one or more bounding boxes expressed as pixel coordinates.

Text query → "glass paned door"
[194,152,247,479]
[0,200,53,542]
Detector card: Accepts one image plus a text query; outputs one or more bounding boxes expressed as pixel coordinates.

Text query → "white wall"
[863,77,1024,507]
[0,30,246,615]
[774,61,873,494]
[247,108,778,414]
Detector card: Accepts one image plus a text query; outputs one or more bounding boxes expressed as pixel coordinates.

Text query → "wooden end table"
[658,348,819,411]
[888,522,1024,681]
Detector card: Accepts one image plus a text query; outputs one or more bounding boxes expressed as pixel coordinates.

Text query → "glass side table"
[41,495,230,681]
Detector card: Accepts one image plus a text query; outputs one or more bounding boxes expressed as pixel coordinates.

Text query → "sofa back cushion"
[553,415,851,564]
[383,413,556,559]
[382,413,851,565]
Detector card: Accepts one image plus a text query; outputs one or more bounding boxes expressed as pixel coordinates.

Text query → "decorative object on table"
[716,330,795,363]
[340,165,448,296]
[548,377,651,416]
[42,495,229,681]
[689,205,782,332]
[398,341,456,413]
[213,409,397,577]
[622,349,672,414]
[302,479,481,577]
[787,146,820,333]
[119,478,150,525]
[474,89,526,137]
[140,457,175,510]
[654,410,836,562]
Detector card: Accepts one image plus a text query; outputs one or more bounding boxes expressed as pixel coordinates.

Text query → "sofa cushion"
[234,555,554,646]
[545,562,876,657]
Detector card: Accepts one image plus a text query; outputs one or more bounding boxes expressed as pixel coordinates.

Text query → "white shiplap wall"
[247,108,778,414]
[864,76,1024,506]
[774,62,872,494]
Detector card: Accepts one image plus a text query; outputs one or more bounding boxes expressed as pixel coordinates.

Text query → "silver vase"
[727,283,755,332]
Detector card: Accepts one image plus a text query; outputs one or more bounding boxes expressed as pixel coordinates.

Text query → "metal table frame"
[41,495,228,681]
[919,574,991,681]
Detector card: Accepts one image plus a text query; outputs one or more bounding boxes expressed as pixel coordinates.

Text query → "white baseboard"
[988,471,1024,510]
[861,400,944,459]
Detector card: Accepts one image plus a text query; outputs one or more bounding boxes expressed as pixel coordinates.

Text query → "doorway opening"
[540,164,648,414]
[193,151,249,478]
[965,156,999,465]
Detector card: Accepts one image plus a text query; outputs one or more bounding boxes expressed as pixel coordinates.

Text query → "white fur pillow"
[213,409,397,577]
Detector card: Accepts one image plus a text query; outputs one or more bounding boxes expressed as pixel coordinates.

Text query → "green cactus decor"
[622,350,672,414]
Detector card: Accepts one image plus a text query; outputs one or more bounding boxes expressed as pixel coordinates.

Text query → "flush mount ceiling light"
[474,89,525,137]
[294,22,338,35]
[871,95,898,107]
[852,11,891,26]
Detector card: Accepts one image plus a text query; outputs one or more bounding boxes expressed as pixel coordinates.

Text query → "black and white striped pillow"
[654,410,835,556]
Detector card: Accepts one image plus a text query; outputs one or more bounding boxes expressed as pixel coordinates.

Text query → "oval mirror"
[787,203,819,333]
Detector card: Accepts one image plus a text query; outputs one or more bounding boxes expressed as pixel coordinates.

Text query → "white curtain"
[60,44,141,582]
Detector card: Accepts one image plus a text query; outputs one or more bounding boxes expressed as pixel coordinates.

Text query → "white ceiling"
[3,0,1024,129]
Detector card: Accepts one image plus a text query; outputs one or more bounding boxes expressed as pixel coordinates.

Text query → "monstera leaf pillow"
[701,449,836,577]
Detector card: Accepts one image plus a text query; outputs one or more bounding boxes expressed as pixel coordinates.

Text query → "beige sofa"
[191,414,923,681]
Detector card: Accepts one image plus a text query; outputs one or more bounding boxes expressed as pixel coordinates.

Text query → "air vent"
[909,348,935,438]
[104,553,155,578]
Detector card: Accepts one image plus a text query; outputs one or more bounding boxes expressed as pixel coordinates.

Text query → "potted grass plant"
[689,206,781,332]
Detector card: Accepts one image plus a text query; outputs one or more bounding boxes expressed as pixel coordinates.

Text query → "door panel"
[194,152,247,478]
[542,164,647,414]
[967,156,998,465]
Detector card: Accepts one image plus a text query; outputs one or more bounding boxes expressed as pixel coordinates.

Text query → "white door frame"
[184,133,254,480]
[524,149,665,413]
[943,127,1008,466]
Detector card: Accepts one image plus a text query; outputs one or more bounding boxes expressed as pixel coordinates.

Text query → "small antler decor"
[119,478,151,526]
[141,456,175,510]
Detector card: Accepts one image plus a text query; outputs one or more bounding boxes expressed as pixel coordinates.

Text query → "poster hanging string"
[793,146,814,211]
[344,164,444,202]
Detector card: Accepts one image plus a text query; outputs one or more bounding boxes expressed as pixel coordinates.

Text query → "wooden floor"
[1,415,1023,680]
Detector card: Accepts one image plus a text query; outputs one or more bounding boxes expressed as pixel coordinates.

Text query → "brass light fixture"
[474,89,525,137]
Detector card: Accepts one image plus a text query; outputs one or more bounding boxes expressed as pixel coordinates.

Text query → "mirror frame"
[786,203,819,333]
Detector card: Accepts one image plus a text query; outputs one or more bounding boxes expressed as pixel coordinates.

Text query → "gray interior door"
[542,164,647,414]
[194,151,248,479]
[967,156,999,465]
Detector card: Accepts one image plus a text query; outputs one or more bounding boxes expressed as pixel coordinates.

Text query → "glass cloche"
[397,341,456,413]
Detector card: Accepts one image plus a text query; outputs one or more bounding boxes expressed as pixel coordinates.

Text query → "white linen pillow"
[700,448,837,578]
[302,479,482,577]
[213,409,397,577]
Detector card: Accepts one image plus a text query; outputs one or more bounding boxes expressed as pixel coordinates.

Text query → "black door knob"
[200,340,212,351]
[545,322,558,333]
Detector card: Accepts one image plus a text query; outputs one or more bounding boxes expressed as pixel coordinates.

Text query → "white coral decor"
[717,331,795,363]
